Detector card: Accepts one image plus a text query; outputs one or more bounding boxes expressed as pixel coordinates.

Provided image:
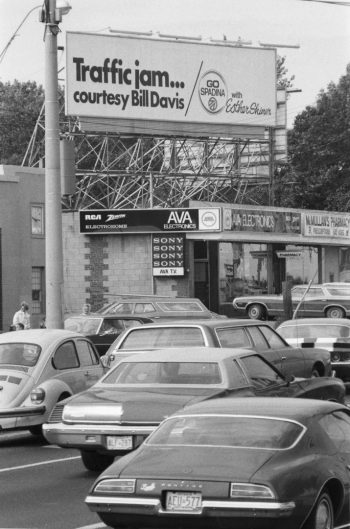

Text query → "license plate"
[106,436,133,450]
[166,492,202,512]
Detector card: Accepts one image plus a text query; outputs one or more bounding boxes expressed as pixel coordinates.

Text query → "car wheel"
[325,306,345,319]
[303,491,334,529]
[80,450,114,472]
[247,304,265,320]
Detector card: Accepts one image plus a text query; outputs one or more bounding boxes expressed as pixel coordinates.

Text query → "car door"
[238,354,295,397]
[301,286,328,317]
[51,339,89,394]
[93,318,127,355]
[257,325,305,377]
[318,411,350,493]
[75,338,104,388]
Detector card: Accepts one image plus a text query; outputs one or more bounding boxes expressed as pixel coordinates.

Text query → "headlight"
[93,479,136,494]
[230,483,275,499]
[30,387,46,404]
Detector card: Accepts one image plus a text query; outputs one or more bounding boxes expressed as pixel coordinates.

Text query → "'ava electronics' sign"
[79,208,221,234]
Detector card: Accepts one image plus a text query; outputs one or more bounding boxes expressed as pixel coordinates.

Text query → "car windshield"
[102,361,222,385]
[64,317,102,335]
[119,327,206,349]
[148,415,305,449]
[279,324,350,339]
[0,343,41,367]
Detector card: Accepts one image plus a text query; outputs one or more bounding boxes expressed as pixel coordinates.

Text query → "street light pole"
[42,0,71,328]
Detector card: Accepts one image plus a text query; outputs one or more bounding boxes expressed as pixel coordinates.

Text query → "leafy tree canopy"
[275,64,350,211]
[0,80,45,165]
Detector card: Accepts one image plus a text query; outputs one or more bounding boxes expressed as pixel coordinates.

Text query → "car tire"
[303,491,334,529]
[80,450,114,472]
[247,304,265,320]
[325,306,345,319]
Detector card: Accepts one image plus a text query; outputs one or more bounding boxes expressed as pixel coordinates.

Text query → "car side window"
[305,287,324,298]
[247,326,269,349]
[291,287,306,299]
[240,354,285,389]
[216,327,251,348]
[319,411,350,453]
[123,320,144,329]
[134,303,156,314]
[76,339,100,366]
[100,319,124,335]
[259,326,287,349]
[52,341,79,370]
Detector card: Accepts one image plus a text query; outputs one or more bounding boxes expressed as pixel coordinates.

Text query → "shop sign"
[79,208,220,234]
[223,208,301,234]
[152,235,184,276]
[303,212,350,238]
[276,251,303,258]
[66,32,276,130]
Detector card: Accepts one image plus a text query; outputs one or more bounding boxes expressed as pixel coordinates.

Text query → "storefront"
[62,203,350,318]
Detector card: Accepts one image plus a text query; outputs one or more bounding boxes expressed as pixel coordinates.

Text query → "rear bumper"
[0,405,46,419]
[43,422,156,453]
[0,406,46,430]
[86,495,296,529]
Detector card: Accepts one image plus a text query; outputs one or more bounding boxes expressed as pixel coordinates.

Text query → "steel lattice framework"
[22,95,274,210]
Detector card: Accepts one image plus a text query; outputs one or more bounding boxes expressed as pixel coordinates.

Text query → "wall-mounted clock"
[31,205,44,235]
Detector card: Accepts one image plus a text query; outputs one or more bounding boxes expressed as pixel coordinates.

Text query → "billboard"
[66,32,276,134]
[223,207,301,234]
[79,208,221,234]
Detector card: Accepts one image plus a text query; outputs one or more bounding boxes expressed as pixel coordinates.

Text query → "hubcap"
[315,498,332,529]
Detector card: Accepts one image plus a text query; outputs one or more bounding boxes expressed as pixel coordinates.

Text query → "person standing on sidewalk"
[12,301,31,330]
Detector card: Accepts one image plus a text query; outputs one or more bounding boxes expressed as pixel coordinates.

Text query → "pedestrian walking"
[12,301,31,330]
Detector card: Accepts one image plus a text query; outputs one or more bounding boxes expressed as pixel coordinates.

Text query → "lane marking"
[0,455,80,472]
[75,524,106,529]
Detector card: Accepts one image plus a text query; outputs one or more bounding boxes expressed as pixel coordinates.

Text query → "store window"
[284,245,319,285]
[32,267,44,314]
[218,242,268,304]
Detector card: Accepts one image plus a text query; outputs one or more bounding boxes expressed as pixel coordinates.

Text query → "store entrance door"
[193,241,219,313]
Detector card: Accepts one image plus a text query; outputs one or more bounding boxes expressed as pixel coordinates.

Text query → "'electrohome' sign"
[79,208,220,234]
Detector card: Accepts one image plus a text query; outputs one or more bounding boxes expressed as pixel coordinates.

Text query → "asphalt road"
[2,394,350,528]
[0,431,106,529]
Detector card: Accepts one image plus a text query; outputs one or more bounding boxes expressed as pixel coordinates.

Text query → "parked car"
[86,397,350,529]
[233,282,350,320]
[277,317,350,384]
[97,296,224,320]
[43,347,345,471]
[64,313,154,355]
[0,329,104,436]
[103,319,332,379]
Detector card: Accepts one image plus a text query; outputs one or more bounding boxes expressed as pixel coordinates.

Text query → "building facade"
[2,164,350,329]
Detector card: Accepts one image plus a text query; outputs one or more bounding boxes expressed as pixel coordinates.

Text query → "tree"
[275,64,350,211]
[0,80,45,165]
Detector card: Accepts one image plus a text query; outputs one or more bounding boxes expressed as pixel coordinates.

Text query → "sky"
[0,0,349,128]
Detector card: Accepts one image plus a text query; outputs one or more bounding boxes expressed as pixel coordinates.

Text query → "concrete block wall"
[62,212,192,313]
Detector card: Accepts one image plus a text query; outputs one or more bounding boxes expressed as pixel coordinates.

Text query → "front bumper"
[43,422,156,453]
[86,495,296,529]
[0,405,46,431]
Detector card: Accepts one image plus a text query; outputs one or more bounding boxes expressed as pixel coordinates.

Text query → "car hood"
[62,386,226,424]
[106,445,277,482]
[0,368,32,408]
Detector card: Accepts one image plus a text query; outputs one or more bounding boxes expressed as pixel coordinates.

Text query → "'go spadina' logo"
[198,71,227,114]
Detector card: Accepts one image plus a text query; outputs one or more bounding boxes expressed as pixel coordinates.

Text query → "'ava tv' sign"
[79,208,221,234]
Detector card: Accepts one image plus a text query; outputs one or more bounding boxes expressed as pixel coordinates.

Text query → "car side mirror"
[100,356,109,368]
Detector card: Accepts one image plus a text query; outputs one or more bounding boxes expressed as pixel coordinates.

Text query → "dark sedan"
[86,397,350,529]
[43,347,345,471]
[104,319,332,379]
[64,313,154,355]
[233,282,350,320]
